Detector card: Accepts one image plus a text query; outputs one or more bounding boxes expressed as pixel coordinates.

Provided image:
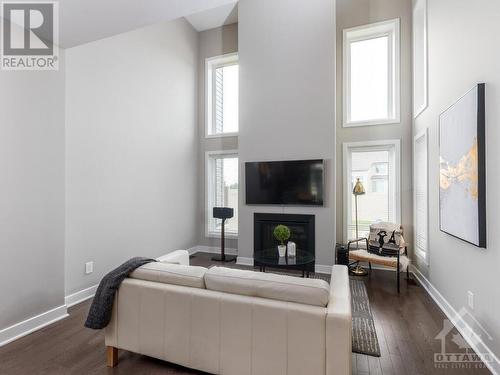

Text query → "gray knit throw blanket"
[84,257,156,329]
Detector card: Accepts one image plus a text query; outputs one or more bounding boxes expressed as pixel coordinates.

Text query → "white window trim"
[342,139,401,243]
[205,52,239,138]
[343,18,401,128]
[412,0,428,118]
[413,129,429,264]
[205,149,239,239]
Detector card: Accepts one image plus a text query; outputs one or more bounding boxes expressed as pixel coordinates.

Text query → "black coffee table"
[254,248,315,278]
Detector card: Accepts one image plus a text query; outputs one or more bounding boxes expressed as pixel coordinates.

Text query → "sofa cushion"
[156,249,190,265]
[349,249,410,271]
[130,262,207,289]
[204,267,330,307]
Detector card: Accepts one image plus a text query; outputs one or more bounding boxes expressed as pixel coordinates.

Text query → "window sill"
[206,232,238,240]
[205,132,239,139]
[343,118,400,128]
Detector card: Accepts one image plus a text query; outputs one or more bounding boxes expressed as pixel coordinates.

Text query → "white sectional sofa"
[104,250,352,375]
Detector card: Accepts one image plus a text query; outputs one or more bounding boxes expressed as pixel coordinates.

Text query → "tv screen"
[245,159,324,205]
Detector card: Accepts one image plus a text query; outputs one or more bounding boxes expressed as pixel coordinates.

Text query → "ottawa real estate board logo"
[1,1,59,70]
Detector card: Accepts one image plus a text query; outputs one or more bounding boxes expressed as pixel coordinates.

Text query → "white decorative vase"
[277,245,287,257]
[287,241,296,257]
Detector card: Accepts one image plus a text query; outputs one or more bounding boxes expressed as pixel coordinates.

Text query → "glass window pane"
[350,36,389,122]
[214,64,238,134]
[349,149,393,240]
[210,156,238,234]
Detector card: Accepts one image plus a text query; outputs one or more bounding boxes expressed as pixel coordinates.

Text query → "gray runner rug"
[349,279,381,357]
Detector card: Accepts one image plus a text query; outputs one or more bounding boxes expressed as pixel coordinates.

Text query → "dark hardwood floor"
[0,252,491,375]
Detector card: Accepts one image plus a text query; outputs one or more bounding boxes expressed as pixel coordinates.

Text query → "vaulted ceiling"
[58,0,238,48]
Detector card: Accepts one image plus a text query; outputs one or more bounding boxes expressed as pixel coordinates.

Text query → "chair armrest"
[156,250,190,266]
[326,265,352,375]
[347,237,368,251]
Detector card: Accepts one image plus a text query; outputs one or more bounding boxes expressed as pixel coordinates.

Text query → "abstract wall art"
[439,83,486,248]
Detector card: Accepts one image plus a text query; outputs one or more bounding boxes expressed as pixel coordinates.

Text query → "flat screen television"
[245,159,324,205]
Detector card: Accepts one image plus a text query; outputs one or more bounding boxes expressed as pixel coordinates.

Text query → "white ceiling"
[185,2,238,32]
[59,0,238,48]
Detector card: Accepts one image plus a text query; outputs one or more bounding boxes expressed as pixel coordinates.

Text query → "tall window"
[206,53,239,136]
[343,19,400,127]
[343,140,401,241]
[414,131,428,263]
[206,151,238,236]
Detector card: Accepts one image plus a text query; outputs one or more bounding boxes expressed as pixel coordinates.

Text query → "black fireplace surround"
[253,213,315,271]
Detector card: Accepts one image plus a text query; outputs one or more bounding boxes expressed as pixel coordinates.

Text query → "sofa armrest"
[156,250,190,266]
[326,265,352,375]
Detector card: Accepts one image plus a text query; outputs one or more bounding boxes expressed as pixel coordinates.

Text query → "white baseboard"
[314,264,332,274]
[0,305,68,348]
[187,246,198,255]
[236,256,253,266]
[411,265,500,375]
[65,284,98,308]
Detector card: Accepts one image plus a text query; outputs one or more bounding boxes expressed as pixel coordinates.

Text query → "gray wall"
[197,23,239,250]
[238,0,336,266]
[0,50,66,328]
[335,0,413,248]
[65,19,199,295]
[414,0,500,359]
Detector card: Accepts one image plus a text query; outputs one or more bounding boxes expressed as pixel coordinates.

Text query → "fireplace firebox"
[253,213,315,272]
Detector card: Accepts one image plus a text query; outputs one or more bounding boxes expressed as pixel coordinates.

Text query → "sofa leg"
[107,346,118,367]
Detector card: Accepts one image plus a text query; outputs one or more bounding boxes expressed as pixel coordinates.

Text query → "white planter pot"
[277,245,287,257]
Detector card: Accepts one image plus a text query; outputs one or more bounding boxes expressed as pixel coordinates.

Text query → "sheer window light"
[343,19,400,127]
[343,140,401,242]
[206,53,239,137]
[206,151,239,237]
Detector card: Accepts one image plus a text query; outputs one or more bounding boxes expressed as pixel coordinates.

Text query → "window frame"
[413,129,429,264]
[413,0,428,118]
[205,53,239,138]
[343,18,401,127]
[342,139,401,243]
[205,149,239,239]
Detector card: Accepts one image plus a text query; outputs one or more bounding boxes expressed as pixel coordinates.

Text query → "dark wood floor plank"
[0,253,491,375]
[371,309,396,375]
[356,353,370,373]
[367,355,382,375]
[352,353,358,374]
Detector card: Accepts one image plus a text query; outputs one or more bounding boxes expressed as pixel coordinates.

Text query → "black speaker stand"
[211,218,237,262]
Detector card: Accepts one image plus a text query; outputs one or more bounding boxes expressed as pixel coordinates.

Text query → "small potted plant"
[273,224,291,257]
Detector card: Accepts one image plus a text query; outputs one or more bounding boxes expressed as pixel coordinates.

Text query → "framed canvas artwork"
[439,83,486,248]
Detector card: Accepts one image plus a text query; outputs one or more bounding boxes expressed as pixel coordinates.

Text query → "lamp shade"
[352,178,366,196]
